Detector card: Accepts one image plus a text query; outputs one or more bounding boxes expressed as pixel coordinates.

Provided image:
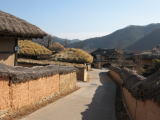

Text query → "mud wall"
[109,67,160,120]
[0,72,77,112]
[76,67,88,82]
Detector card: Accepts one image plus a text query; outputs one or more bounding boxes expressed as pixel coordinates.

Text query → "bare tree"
[64,39,69,48]
[45,35,53,49]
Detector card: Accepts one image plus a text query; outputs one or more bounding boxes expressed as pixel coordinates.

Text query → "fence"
[109,66,160,120]
[0,64,77,114]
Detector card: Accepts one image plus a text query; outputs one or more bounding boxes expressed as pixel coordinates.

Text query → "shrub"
[142,59,160,77]
[51,48,93,64]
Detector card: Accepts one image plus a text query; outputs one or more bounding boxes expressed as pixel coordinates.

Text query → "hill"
[33,35,80,48]
[127,29,160,51]
[69,23,160,50]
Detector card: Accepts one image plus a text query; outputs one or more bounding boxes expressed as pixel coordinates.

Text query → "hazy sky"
[1,0,160,40]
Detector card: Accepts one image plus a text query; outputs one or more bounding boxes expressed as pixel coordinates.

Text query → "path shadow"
[81,72,117,120]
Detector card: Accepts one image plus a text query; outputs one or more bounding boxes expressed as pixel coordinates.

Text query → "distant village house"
[91,48,123,68]
[134,45,160,70]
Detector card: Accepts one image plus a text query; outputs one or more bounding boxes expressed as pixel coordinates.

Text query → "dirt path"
[21,69,117,120]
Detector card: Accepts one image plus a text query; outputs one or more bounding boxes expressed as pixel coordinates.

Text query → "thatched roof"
[51,48,93,64]
[18,40,52,56]
[0,63,77,83]
[0,11,47,38]
[49,42,65,52]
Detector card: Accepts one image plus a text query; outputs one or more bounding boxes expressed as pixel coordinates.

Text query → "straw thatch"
[0,11,47,38]
[18,40,52,57]
[49,42,65,52]
[0,63,77,83]
[51,48,93,64]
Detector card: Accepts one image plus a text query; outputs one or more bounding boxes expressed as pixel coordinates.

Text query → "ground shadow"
[81,72,117,120]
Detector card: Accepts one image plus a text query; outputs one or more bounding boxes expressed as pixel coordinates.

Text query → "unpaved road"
[21,69,117,120]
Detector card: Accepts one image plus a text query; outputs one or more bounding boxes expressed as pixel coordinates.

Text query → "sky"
[1,0,160,40]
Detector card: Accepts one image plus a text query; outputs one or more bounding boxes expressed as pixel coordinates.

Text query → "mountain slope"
[127,29,160,51]
[70,23,160,50]
[51,37,80,45]
[33,36,80,48]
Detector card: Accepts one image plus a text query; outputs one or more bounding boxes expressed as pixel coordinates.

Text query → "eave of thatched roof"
[0,11,47,38]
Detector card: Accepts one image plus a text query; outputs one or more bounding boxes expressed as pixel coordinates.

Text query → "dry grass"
[51,48,93,64]
[18,40,52,56]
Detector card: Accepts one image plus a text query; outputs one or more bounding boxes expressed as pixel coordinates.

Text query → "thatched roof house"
[91,48,123,68]
[0,10,47,66]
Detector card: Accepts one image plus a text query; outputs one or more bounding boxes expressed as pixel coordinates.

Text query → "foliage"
[51,48,93,64]
[142,59,160,77]
[18,40,52,56]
